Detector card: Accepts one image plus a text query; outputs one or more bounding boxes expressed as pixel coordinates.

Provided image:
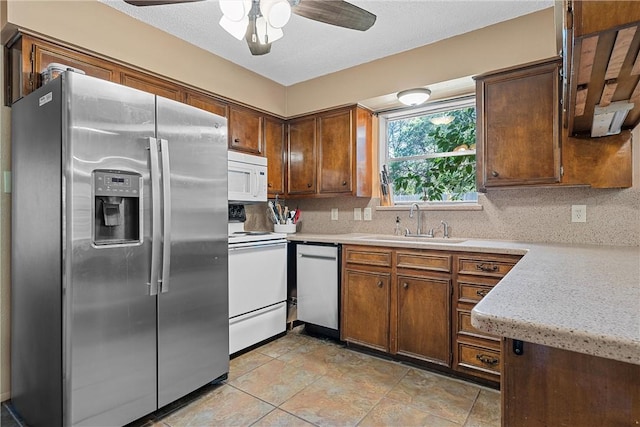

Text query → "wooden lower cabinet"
[341,245,453,368]
[342,268,391,352]
[395,274,451,365]
[502,338,640,426]
[452,253,521,383]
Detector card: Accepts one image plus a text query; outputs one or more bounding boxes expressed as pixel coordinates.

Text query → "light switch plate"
[363,207,372,221]
[353,208,362,221]
[331,208,339,221]
[2,171,11,193]
[571,205,586,223]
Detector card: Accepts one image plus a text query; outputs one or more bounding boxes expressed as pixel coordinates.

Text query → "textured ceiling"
[100,0,553,86]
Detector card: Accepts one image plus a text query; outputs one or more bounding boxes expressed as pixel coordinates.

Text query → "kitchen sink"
[354,235,467,244]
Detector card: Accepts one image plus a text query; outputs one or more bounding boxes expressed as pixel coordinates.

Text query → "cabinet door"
[184,91,228,118]
[264,117,286,196]
[342,268,390,352]
[318,109,352,193]
[396,274,451,366]
[229,106,263,155]
[287,117,317,195]
[121,70,182,101]
[476,59,561,190]
[22,35,119,97]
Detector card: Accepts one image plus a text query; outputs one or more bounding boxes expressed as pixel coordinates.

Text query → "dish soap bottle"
[394,216,402,236]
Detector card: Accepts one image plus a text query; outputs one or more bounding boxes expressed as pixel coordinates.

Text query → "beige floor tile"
[251,409,316,427]
[387,368,480,424]
[255,333,318,359]
[162,384,274,426]
[463,389,501,427]
[229,359,322,406]
[283,341,370,377]
[229,350,275,381]
[358,397,462,427]
[280,374,384,426]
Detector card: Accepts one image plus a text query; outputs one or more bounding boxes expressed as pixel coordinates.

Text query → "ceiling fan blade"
[123,0,203,6]
[292,0,376,31]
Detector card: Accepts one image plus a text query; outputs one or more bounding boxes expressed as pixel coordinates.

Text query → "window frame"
[378,95,478,207]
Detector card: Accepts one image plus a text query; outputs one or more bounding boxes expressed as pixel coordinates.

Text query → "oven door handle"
[229,241,288,250]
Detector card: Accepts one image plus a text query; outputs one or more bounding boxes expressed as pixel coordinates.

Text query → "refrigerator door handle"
[159,138,172,293]
[148,137,161,296]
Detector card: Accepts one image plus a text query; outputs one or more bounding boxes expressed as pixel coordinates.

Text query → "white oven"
[228,151,268,204]
[228,206,287,354]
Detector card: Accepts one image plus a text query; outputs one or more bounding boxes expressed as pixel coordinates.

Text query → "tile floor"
[2,327,500,427]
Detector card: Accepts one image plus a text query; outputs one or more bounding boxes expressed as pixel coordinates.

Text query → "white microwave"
[228,151,268,203]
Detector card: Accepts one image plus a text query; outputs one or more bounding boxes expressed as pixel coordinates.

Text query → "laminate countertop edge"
[287,233,640,365]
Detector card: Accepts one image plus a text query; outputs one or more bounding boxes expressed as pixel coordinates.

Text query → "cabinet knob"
[342,181,347,186]
[233,138,240,143]
[403,282,409,289]
[377,280,383,288]
[268,183,273,188]
[307,183,312,188]
[491,170,499,177]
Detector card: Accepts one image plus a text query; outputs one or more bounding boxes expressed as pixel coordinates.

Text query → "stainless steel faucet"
[409,203,422,235]
[441,220,450,238]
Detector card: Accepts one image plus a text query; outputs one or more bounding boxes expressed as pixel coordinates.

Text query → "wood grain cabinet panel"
[184,91,228,118]
[264,117,286,196]
[475,58,561,191]
[396,251,451,273]
[341,268,391,352]
[287,117,317,195]
[396,274,451,366]
[229,106,263,155]
[120,70,182,101]
[318,109,353,193]
[344,246,393,267]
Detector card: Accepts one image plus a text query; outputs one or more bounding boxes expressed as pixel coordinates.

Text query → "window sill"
[375,203,483,212]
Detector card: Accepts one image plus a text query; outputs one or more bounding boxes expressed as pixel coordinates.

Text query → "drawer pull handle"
[476,354,499,366]
[377,280,384,288]
[476,289,489,297]
[403,282,409,289]
[476,263,498,272]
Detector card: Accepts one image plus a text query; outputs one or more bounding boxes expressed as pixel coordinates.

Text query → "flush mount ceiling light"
[397,88,431,106]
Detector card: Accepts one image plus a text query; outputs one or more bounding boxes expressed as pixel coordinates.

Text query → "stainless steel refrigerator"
[11,72,229,427]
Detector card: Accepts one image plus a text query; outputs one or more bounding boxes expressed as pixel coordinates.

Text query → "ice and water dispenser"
[93,170,141,245]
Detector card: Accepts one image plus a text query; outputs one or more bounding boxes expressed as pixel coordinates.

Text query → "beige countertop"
[288,233,640,365]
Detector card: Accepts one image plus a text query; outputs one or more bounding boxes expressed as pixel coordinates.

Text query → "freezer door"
[156,97,229,407]
[65,73,158,426]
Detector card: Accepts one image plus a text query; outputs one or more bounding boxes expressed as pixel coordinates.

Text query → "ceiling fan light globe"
[260,0,291,28]
[220,15,249,40]
[220,0,251,22]
[397,88,431,106]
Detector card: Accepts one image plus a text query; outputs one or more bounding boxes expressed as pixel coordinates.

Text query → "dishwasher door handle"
[298,253,337,261]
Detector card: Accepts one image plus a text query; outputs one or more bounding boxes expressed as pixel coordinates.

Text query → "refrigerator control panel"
[94,170,140,197]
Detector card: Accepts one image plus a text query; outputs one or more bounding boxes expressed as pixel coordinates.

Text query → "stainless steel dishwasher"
[296,243,340,337]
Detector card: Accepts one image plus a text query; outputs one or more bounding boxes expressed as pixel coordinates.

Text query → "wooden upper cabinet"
[318,109,353,194]
[572,0,640,37]
[120,70,182,101]
[184,90,228,118]
[287,116,317,195]
[475,58,561,191]
[229,106,263,155]
[20,35,119,98]
[264,117,286,196]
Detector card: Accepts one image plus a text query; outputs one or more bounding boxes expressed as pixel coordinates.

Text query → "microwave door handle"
[253,170,259,198]
[148,137,161,296]
[159,138,172,294]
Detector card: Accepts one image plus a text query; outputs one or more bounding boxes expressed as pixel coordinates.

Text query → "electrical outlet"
[3,171,11,194]
[331,208,339,221]
[353,208,362,221]
[363,207,372,221]
[571,205,586,223]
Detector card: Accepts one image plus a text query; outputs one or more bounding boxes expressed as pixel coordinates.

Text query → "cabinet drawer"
[457,256,518,277]
[344,246,392,267]
[457,309,499,341]
[458,276,501,304]
[458,342,501,376]
[396,251,451,273]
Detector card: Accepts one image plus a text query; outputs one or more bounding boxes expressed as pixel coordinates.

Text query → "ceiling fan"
[123,0,377,55]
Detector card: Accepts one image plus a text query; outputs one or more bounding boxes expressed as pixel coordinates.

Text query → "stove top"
[228,221,287,245]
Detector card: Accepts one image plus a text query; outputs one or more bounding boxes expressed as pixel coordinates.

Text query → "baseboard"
[1,390,11,402]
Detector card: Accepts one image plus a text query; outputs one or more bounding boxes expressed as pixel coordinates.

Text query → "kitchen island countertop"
[287,233,640,365]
